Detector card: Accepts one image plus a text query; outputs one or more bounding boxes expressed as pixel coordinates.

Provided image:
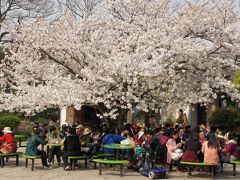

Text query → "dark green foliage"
[0,113,20,132]
[31,108,59,124]
[209,108,240,132]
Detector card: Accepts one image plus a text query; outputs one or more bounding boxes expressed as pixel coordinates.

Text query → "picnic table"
[230,160,240,176]
[180,161,219,178]
[103,144,135,160]
[46,143,64,159]
[14,134,28,147]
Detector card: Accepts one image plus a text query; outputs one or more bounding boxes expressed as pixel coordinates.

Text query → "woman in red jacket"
[0,127,17,154]
[221,132,239,162]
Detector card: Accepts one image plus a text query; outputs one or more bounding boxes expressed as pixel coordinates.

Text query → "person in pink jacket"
[166,130,183,164]
[201,133,220,164]
[222,132,239,162]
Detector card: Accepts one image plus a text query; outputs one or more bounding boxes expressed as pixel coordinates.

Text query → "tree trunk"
[95,104,128,129]
[117,109,129,129]
[155,109,161,127]
[144,112,150,127]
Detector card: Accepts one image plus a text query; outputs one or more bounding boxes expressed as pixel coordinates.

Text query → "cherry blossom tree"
[0,0,240,127]
[0,0,57,44]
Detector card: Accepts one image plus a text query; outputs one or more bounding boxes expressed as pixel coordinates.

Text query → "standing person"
[62,128,82,170]
[25,128,49,167]
[176,109,189,127]
[46,126,61,165]
[201,133,220,164]
[0,127,17,153]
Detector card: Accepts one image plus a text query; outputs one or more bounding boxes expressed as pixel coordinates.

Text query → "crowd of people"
[0,114,239,174]
[26,120,240,172]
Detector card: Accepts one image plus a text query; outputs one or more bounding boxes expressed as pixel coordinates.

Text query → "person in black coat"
[62,127,82,170]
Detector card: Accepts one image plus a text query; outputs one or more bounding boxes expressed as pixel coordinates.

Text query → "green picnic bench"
[14,134,28,147]
[0,152,23,168]
[23,155,41,171]
[180,161,219,178]
[93,159,129,176]
[68,155,88,170]
[92,154,114,169]
[230,160,240,176]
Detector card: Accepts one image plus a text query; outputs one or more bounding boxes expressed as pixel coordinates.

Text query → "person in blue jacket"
[102,128,126,154]
[25,128,49,167]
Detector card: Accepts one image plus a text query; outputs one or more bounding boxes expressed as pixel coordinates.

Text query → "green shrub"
[0,114,20,132]
[31,108,59,124]
[164,118,175,127]
[209,108,240,132]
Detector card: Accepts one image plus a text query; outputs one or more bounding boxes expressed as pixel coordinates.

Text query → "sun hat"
[83,128,91,135]
[75,124,84,129]
[2,127,12,133]
[138,130,145,139]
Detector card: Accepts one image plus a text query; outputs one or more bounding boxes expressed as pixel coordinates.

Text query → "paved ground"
[1,145,239,180]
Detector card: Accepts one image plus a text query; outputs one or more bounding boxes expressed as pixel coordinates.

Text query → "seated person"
[222,132,239,162]
[25,128,49,167]
[62,127,82,170]
[166,130,183,164]
[46,125,62,165]
[80,128,92,147]
[176,128,186,150]
[160,128,169,145]
[134,130,145,146]
[199,131,207,145]
[201,133,220,164]
[0,127,17,154]
[0,127,3,137]
[102,129,126,154]
[60,124,69,140]
[86,127,102,157]
[181,133,201,163]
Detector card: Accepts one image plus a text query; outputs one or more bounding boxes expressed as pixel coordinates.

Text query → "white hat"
[138,130,144,139]
[2,127,12,133]
[75,124,84,129]
[83,128,91,135]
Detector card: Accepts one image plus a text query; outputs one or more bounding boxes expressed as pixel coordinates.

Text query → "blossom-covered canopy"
[0,0,240,120]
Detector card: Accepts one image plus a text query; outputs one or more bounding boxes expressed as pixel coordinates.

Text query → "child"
[25,128,49,167]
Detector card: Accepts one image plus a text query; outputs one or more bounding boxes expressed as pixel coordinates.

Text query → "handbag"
[172,148,183,161]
